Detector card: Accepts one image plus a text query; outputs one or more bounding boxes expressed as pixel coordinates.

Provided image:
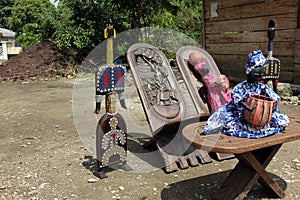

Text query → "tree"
[53,0,110,56]
[110,0,203,44]
[8,0,202,59]
[9,0,55,35]
[109,0,177,29]
[16,23,42,49]
[8,0,56,48]
[152,0,203,43]
[0,0,14,29]
[174,0,203,43]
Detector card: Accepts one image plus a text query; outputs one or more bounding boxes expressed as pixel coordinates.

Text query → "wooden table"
[182,116,300,200]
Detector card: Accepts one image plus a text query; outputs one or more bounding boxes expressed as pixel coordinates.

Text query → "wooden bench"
[183,116,300,200]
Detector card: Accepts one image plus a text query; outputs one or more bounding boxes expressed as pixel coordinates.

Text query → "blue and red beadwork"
[96,65,125,94]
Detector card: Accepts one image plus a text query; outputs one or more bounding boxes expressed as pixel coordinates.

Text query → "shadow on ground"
[81,135,165,177]
[161,170,287,200]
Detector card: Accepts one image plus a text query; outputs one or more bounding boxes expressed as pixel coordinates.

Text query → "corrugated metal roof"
[0,28,15,37]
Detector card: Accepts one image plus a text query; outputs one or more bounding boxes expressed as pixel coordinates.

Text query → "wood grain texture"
[204,0,298,22]
[183,117,300,154]
[202,0,300,84]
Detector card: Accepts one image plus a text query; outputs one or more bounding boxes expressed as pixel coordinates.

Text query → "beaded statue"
[202,50,289,138]
[260,20,280,93]
[94,19,131,179]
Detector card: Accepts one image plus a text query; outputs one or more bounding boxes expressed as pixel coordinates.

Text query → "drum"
[243,94,274,128]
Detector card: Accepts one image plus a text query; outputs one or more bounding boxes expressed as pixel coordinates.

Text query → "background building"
[202,0,300,84]
[0,28,22,61]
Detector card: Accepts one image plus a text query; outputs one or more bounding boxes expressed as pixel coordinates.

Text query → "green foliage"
[9,0,55,35]
[151,28,197,59]
[153,0,203,43]
[8,0,56,48]
[109,0,177,30]
[5,0,203,63]
[138,193,149,200]
[39,6,57,39]
[17,23,42,49]
[53,0,107,55]
[0,0,14,29]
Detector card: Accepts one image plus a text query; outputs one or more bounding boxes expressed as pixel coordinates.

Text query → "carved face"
[247,65,264,82]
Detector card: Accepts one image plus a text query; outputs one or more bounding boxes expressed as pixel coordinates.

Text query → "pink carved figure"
[189,51,231,113]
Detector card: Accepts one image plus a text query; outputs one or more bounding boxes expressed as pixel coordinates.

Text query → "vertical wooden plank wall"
[203,0,298,83]
[295,29,300,84]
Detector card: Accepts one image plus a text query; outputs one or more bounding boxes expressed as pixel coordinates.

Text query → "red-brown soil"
[0,39,75,81]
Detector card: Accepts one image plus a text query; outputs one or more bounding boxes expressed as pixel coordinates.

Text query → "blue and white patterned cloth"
[245,50,266,75]
[202,81,290,138]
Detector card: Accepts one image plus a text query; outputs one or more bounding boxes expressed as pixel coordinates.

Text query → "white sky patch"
[50,0,58,7]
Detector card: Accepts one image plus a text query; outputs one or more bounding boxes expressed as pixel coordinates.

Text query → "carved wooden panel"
[127,43,187,135]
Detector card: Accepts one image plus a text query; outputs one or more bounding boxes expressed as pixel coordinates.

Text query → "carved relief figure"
[134,47,180,118]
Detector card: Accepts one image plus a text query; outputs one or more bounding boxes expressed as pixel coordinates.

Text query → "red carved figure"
[189,51,231,113]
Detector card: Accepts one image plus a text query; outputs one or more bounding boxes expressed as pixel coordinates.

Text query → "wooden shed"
[202,0,300,84]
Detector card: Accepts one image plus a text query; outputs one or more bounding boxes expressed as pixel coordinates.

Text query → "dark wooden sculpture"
[127,43,212,173]
[261,19,280,93]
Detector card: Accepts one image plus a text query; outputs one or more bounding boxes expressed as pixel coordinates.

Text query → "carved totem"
[94,19,131,179]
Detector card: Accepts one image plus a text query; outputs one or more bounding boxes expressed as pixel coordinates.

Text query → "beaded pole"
[94,19,131,179]
[260,19,280,93]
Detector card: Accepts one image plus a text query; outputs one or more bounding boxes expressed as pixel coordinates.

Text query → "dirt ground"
[1,35,299,200]
[0,76,300,200]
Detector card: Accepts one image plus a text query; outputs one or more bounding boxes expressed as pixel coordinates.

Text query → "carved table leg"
[213,144,285,200]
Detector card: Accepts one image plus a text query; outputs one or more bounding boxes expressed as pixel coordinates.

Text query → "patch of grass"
[138,193,149,200]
